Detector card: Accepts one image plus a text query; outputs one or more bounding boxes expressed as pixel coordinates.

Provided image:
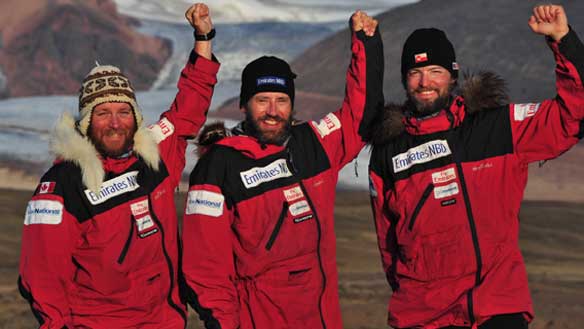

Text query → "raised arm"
[309,10,384,169]
[149,3,220,186]
[513,4,584,163]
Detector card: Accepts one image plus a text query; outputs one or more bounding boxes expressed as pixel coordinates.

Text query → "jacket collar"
[367,71,510,145]
[50,112,160,193]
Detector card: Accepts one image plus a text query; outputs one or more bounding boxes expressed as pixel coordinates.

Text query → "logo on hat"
[256,76,287,87]
[414,52,428,63]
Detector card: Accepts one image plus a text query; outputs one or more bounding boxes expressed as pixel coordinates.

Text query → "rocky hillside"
[0,0,171,98]
[293,0,584,106]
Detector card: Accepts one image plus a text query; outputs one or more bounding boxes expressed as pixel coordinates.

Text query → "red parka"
[182,29,384,329]
[368,29,584,328]
[18,52,219,329]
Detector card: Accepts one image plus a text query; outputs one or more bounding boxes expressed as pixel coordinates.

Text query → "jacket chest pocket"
[407,183,434,232]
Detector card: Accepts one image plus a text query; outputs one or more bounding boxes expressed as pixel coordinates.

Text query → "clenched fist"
[185,3,213,35]
[351,10,378,37]
[528,4,569,42]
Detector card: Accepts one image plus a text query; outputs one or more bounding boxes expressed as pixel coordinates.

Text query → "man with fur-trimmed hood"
[367,4,584,329]
[18,3,219,328]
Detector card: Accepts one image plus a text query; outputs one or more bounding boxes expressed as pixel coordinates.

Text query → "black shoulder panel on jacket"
[357,28,385,140]
[559,28,584,87]
[370,105,513,188]
[44,160,169,223]
[190,123,331,205]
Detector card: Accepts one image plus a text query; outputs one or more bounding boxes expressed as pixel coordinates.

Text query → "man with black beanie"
[182,10,384,329]
[366,4,584,329]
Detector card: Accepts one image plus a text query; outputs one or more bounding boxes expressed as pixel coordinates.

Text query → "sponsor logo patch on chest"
[85,171,140,205]
[240,159,292,189]
[513,103,540,121]
[186,190,225,217]
[130,199,149,216]
[24,200,63,225]
[434,182,459,199]
[393,140,452,173]
[289,200,311,216]
[431,168,456,184]
[283,186,304,202]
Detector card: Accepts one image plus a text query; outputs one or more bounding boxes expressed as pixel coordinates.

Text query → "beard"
[407,84,454,117]
[245,111,293,146]
[89,127,136,158]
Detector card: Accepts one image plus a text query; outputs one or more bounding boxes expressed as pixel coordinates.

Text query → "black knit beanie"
[239,56,297,108]
[401,28,459,86]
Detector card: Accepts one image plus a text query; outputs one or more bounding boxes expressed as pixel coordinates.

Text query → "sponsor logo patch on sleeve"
[38,181,56,194]
[434,182,460,199]
[312,113,342,138]
[24,200,63,225]
[513,103,540,121]
[186,190,225,217]
[148,117,175,143]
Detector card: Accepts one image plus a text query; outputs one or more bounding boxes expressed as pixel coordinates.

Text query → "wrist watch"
[194,28,216,41]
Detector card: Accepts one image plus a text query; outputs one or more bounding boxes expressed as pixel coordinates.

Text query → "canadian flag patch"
[414,52,428,63]
[38,182,56,194]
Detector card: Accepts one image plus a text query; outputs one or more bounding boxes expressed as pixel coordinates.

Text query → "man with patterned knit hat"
[367,4,584,329]
[182,10,383,329]
[18,3,219,328]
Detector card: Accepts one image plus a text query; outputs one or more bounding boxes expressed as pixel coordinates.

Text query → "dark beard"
[407,85,454,118]
[245,111,293,146]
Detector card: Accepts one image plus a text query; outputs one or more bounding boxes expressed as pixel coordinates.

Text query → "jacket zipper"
[147,195,187,324]
[117,216,135,264]
[298,182,327,329]
[265,201,289,250]
[407,183,434,231]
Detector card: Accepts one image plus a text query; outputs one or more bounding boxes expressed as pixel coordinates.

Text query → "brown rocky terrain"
[0,0,171,98]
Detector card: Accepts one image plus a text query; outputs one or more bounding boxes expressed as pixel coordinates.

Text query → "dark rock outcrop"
[0,0,171,98]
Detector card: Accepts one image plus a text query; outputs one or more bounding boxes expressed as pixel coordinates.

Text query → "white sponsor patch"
[392,140,452,173]
[312,113,341,138]
[240,159,292,189]
[431,168,457,184]
[130,199,149,216]
[434,182,460,199]
[24,200,63,225]
[85,171,140,205]
[148,117,175,143]
[136,215,154,232]
[186,190,225,217]
[289,200,311,216]
[283,186,304,202]
[513,103,540,121]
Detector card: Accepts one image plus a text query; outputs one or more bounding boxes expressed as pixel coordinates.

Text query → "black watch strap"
[194,28,216,41]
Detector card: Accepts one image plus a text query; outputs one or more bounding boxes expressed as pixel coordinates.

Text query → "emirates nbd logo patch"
[240,159,292,189]
[392,140,452,173]
[85,171,140,205]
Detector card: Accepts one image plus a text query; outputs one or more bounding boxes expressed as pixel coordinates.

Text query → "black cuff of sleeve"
[188,50,219,65]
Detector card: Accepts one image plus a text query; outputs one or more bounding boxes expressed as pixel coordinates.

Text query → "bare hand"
[528,4,569,41]
[185,3,213,35]
[351,10,378,37]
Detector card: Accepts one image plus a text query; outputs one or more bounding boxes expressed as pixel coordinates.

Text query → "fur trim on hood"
[196,121,230,157]
[51,112,160,193]
[367,70,510,145]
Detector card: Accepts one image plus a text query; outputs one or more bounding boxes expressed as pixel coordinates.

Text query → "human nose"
[266,100,277,116]
[419,71,430,87]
